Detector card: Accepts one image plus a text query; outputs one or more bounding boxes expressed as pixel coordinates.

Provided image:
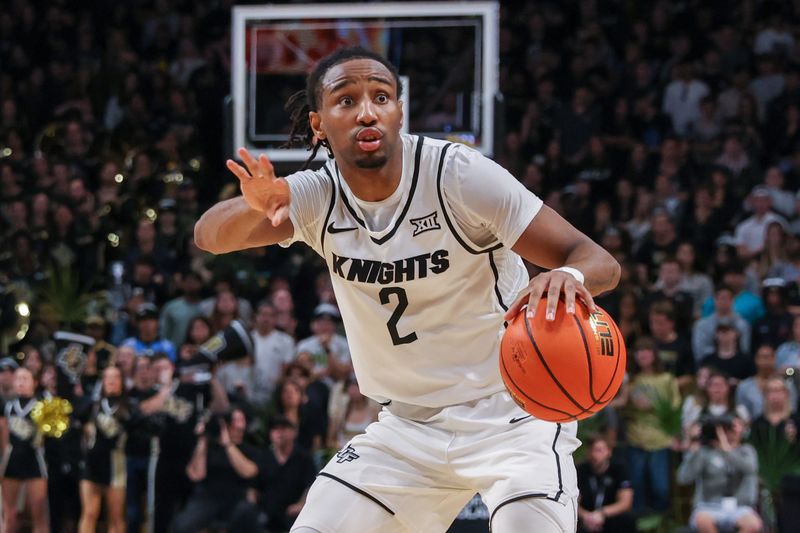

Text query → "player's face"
[312,58,403,170]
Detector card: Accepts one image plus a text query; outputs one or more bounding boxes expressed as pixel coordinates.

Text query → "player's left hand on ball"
[504,270,596,322]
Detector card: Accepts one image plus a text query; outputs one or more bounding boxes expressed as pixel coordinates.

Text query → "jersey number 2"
[379,287,418,346]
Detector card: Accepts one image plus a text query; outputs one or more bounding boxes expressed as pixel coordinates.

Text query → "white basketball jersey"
[284,135,536,407]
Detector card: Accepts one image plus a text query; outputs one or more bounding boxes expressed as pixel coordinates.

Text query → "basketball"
[500,297,626,422]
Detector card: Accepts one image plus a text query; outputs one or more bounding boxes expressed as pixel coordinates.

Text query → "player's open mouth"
[356,128,383,152]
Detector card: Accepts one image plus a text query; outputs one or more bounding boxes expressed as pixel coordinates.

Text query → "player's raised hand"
[226,148,291,226]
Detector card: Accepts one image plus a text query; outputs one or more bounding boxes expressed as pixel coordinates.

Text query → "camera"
[699,414,734,444]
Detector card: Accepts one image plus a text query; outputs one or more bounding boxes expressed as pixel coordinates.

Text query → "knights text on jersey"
[283,135,537,407]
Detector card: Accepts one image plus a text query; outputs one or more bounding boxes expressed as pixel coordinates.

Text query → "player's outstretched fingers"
[226,159,251,182]
[544,276,563,321]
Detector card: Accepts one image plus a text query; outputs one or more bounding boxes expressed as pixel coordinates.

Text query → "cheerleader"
[78,365,128,533]
[0,366,50,533]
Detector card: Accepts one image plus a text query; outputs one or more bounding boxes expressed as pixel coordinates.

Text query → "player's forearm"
[194,196,283,254]
[561,240,621,296]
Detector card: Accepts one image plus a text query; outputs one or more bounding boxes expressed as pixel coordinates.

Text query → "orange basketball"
[500,297,626,422]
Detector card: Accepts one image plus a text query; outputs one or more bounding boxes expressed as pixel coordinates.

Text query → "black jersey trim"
[320,165,337,256]
[336,162,368,230]
[488,251,508,311]
[435,144,503,255]
[489,492,559,530]
[318,472,396,516]
[334,136,424,246]
[552,423,564,500]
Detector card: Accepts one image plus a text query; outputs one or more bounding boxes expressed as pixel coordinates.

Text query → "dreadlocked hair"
[283,46,403,171]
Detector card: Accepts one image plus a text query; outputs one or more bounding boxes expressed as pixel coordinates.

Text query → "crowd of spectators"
[4,0,800,531]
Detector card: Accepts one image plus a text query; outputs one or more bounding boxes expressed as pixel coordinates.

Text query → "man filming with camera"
[172,406,261,533]
[677,415,763,533]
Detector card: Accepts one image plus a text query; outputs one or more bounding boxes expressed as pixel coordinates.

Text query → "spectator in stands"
[683,371,750,430]
[123,302,176,361]
[577,435,636,533]
[735,186,788,260]
[677,416,762,533]
[693,285,751,362]
[327,376,380,450]
[125,356,160,533]
[702,264,766,325]
[0,357,18,402]
[647,256,694,334]
[620,338,680,513]
[635,209,679,282]
[258,415,317,532]
[649,301,695,391]
[178,316,213,362]
[296,303,352,388]
[199,278,253,326]
[701,320,756,382]
[207,288,242,333]
[750,376,799,451]
[761,166,795,219]
[662,61,710,136]
[270,377,327,454]
[675,241,714,319]
[737,344,798,419]
[159,270,203,348]
[776,314,800,370]
[173,407,261,533]
[752,278,794,349]
[251,301,296,406]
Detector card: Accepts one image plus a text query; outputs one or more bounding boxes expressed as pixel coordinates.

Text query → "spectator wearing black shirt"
[649,301,695,392]
[750,376,800,452]
[702,320,757,382]
[752,278,794,349]
[259,415,317,532]
[635,209,679,283]
[577,435,636,533]
[173,407,261,533]
[647,256,695,335]
[125,356,159,533]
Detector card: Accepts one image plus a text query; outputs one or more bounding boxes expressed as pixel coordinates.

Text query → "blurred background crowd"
[4,0,800,531]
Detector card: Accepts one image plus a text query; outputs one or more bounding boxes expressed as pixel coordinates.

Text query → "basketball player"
[195,47,620,532]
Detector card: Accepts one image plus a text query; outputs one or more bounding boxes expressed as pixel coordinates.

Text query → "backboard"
[231,2,499,162]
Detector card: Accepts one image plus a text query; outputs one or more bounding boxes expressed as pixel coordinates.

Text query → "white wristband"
[552,266,585,285]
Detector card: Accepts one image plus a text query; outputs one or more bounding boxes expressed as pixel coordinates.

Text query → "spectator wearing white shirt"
[251,301,295,405]
[762,166,796,219]
[734,185,788,260]
[663,62,710,136]
[295,304,352,388]
[754,15,795,56]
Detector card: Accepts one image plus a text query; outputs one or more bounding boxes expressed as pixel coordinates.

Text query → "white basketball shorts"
[292,390,579,532]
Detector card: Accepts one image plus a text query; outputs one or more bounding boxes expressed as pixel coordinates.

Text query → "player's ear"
[397,99,403,129]
[309,111,325,140]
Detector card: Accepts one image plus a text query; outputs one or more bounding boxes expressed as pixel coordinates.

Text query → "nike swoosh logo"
[327,221,357,234]
[509,415,532,424]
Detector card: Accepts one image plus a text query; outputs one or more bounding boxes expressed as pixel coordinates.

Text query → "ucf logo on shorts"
[335,444,359,463]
